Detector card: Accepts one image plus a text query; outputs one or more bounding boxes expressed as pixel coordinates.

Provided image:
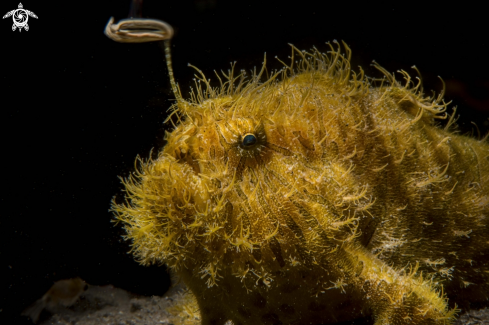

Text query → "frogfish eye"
[242,133,257,147]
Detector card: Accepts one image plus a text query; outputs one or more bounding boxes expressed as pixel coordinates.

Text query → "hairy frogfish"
[107,17,489,325]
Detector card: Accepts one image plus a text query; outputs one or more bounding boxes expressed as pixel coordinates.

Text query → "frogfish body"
[112,43,489,324]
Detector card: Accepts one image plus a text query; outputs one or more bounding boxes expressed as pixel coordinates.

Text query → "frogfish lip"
[152,155,210,218]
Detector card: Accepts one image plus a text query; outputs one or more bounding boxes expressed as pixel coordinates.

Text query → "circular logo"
[13,9,28,28]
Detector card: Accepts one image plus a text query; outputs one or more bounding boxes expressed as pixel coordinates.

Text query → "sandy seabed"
[32,283,489,325]
[36,284,177,325]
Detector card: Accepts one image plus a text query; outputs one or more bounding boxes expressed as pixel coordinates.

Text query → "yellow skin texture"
[113,44,489,324]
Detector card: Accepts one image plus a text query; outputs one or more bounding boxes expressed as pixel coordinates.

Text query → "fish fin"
[21,298,46,324]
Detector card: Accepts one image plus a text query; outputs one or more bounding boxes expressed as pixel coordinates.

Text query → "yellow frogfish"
[109,29,489,324]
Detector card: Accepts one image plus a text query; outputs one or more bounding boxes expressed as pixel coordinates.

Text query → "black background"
[2,1,489,324]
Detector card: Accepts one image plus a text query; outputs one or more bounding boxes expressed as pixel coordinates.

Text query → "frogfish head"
[113,44,380,288]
